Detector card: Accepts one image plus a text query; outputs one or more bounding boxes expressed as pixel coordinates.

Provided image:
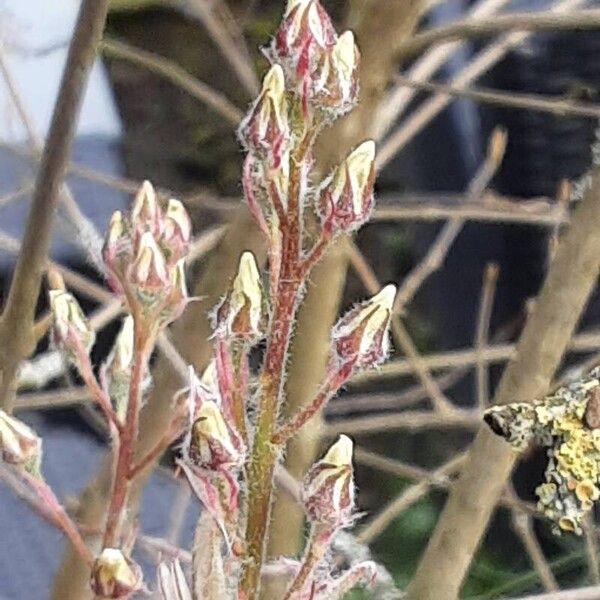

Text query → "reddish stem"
[272,364,352,444]
[24,472,94,566]
[103,317,151,547]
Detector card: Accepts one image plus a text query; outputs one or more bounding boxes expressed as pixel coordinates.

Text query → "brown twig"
[394,74,600,119]
[0,0,110,412]
[583,513,600,584]
[475,263,499,409]
[397,9,600,60]
[99,38,243,126]
[377,0,589,170]
[406,168,600,600]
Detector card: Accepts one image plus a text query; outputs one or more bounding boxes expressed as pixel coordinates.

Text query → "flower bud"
[106,316,134,415]
[318,140,375,232]
[217,252,264,341]
[311,30,360,115]
[331,284,395,371]
[187,401,243,471]
[49,290,95,355]
[0,410,41,473]
[161,199,192,263]
[102,211,128,268]
[128,231,169,298]
[131,180,161,235]
[272,0,336,83]
[302,434,355,525]
[238,65,289,166]
[90,548,142,599]
[161,259,189,325]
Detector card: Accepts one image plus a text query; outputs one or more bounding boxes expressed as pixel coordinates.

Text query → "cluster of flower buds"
[330,285,396,374]
[302,435,355,526]
[102,181,191,325]
[215,252,265,343]
[90,548,142,599]
[269,0,359,116]
[318,140,376,234]
[0,410,41,474]
[49,289,96,358]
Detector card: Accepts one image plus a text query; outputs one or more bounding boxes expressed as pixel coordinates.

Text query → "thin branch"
[394,74,600,119]
[374,0,512,138]
[583,513,600,584]
[511,510,558,592]
[0,0,110,411]
[177,0,259,96]
[406,168,600,599]
[397,9,600,60]
[475,263,499,409]
[99,38,243,126]
[357,454,466,544]
[377,0,588,170]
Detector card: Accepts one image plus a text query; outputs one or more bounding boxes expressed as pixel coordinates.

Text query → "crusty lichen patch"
[484,368,600,535]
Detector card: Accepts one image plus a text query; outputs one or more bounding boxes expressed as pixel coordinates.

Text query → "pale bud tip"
[333,30,356,62]
[324,434,353,467]
[352,140,376,164]
[285,0,310,16]
[263,64,286,96]
[372,284,396,312]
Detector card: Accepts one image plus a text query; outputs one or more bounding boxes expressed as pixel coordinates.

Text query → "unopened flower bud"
[128,231,169,298]
[318,140,375,232]
[272,0,336,83]
[302,434,355,525]
[331,284,395,371]
[161,259,189,325]
[217,252,264,341]
[161,199,192,262]
[238,65,289,166]
[312,30,360,115]
[90,548,142,599]
[106,316,134,415]
[187,401,243,471]
[49,290,95,354]
[102,210,128,269]
[131,180,161,235]
[0,410,41,473]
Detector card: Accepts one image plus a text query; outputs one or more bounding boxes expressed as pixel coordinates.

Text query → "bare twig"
[394,75,600,119]
[583,513,600,584]
[475,263,499,409]
[406,168,600,599]
[99,38,243,126]
[377,0,589,169]
[397,9,600,60]
[0,0,110,411]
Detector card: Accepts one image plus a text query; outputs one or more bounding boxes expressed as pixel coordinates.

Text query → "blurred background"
[1,0,600,598]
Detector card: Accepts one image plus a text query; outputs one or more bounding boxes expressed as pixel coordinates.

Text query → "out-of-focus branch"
[0,0,110,412]
[394,75,600,119]
[397,9,600,60]
[99,38,243,125]
[406,169,600,599]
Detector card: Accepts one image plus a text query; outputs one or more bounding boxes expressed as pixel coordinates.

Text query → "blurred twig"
[397,9,600,60]
[0,0,110,412]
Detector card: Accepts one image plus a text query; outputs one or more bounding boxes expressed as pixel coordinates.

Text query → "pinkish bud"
[49,290,95,355]
[311,30,360,116]
[271,0,336,84]
[302,434,355,525]
[318,140,375,232]
[128,231,169,298]
[238,65,289,166]
[90,548,142,599]
[186,401,243,472]
[0,410,41,474]
[161,199,192,263]
[331,284,395,371]
[216,252,265,342]
[131,180,161,236]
